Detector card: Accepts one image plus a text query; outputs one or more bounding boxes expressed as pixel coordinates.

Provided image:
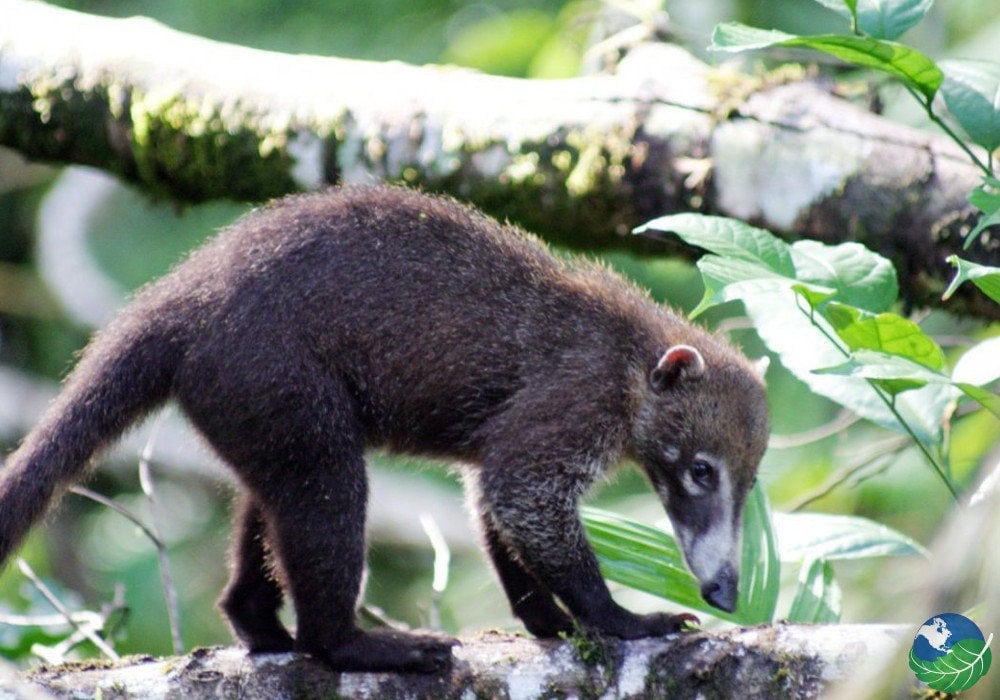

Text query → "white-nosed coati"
[0,185,769,672]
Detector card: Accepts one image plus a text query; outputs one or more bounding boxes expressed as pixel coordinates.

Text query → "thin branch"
[418,512,451,631]
[768,410,861,450]
[789,435,909,511]
[136,414,184,655]
[15,559,119,661]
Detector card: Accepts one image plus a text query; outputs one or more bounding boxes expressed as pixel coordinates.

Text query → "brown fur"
[0,185,768,671]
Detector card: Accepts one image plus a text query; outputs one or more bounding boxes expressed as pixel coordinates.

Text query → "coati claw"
[673,612,701,630]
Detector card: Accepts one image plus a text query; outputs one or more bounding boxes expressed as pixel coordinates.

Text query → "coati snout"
[0,185,769,672]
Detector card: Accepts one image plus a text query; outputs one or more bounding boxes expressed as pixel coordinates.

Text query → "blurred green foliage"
[2,0,1000,667]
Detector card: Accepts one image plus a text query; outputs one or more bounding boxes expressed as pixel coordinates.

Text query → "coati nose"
[700,562,738,613]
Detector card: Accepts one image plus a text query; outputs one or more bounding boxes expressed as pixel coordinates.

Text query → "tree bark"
[6,625,910,699]
[1,0,995,316]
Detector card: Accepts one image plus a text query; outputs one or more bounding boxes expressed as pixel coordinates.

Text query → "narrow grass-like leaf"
[787,558,841,623]
[583,489,780,625]
[738,483,779,624]
[582,507,704,612]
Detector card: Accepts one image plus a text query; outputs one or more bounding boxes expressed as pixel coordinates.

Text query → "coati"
[0,185,769,672]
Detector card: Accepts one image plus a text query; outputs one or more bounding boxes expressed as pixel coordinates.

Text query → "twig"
[16,558,119,660]
[768,409,861,449]
[358,604,410,631]
[137,413,184,655]
[788,435,909,511]
[67,412,184,655]
[419,512,451,631]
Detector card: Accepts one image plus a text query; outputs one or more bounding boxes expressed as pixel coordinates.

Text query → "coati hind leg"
[177,345,456,672]
[218,493,294,653]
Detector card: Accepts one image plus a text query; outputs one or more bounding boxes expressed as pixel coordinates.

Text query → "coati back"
[0,185,769,672]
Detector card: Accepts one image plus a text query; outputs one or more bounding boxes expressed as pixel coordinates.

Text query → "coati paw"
[522,610,575,639]
[300,629,459,673]
[514,596,575,638]
[589,608,700,639]
[627,611,700,638]
[244,627,296,654]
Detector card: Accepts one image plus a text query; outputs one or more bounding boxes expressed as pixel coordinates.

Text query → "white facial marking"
[681,462,741,583]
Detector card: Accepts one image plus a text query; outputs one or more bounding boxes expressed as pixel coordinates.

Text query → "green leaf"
[711,23,942,100]
[940,59,1000,152]
[742,289,951,441]
[909,636,993,693]
[943,256,1000,304]
[637,214,894,314]
[738,483,780,624]
[582,507,705,612]
[692,257,809,318]
[635,212,948,442]
[636,214,795,272]
[953,336,1000,387]
[773,511,928,562]
[582,483,780,625]
[813,348,945,395]
[814,0,934,39]
[952,337,1000,418]
[955,383,1000,420]
[812,0,858,27]
[790,240,898,313]
[787,558,841,623]
[964,180,1000,249]
[815,348,944,397]
[709,23,800,51]
[968,179,1000,216]
[824,303,945,370]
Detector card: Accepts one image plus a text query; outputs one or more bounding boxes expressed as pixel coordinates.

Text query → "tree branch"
[8,626,910,699]
[2,0,996,315]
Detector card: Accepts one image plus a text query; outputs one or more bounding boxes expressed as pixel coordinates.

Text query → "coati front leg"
[477,511,574,638]
[474,395,696,639]
[479,464,693,638]
[178,347,456,672]
[218,494,294,653]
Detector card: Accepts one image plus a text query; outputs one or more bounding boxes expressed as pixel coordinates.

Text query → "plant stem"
[905,86,992,177]
[795,295,959,500]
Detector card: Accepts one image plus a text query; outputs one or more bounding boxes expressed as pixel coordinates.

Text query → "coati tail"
[0,311,183,566]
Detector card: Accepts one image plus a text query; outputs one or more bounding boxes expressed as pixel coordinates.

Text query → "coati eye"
[689,459,717,491]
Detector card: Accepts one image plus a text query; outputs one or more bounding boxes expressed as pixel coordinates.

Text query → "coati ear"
[650,344,705,392]
[753,356,770,378]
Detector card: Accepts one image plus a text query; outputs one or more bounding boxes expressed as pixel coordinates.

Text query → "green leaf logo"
[908,637,993,692]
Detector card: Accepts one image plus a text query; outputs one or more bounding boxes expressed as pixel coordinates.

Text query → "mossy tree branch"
[0,0,995,317]
[7,626,909,699]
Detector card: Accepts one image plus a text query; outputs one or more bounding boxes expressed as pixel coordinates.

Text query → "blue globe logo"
[909,613,993,692]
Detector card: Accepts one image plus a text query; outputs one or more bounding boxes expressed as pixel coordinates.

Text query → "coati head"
[631,344,769,613]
